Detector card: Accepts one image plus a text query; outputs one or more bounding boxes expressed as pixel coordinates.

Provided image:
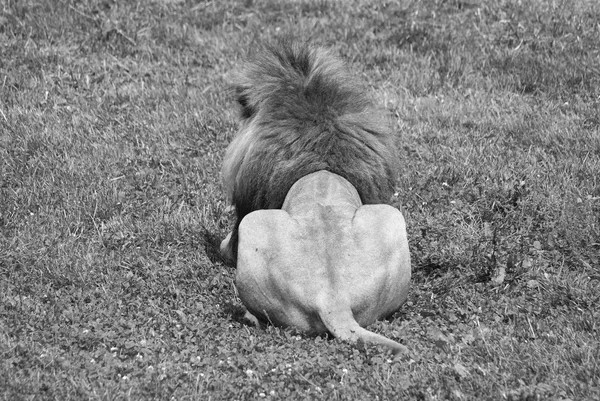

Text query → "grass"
[1,0,599,399]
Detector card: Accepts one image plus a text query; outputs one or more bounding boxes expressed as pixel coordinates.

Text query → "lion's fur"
[222,38,399,259]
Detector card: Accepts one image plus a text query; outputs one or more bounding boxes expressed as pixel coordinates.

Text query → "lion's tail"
[319,308,408,355]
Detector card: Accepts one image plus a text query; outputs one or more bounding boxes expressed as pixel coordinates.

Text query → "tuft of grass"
[1,0,599,399]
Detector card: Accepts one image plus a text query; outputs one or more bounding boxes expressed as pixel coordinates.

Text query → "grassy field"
[1,0,599,399]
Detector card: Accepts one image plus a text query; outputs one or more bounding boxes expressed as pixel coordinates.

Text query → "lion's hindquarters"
[347,205,411,325]
[235,203,411,354]
[236,210,329,333]
[316,205,410,354]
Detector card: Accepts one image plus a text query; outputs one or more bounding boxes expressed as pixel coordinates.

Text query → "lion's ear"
[237,91,256,120]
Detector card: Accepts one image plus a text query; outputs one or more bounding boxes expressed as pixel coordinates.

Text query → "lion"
[220,38,411,354]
